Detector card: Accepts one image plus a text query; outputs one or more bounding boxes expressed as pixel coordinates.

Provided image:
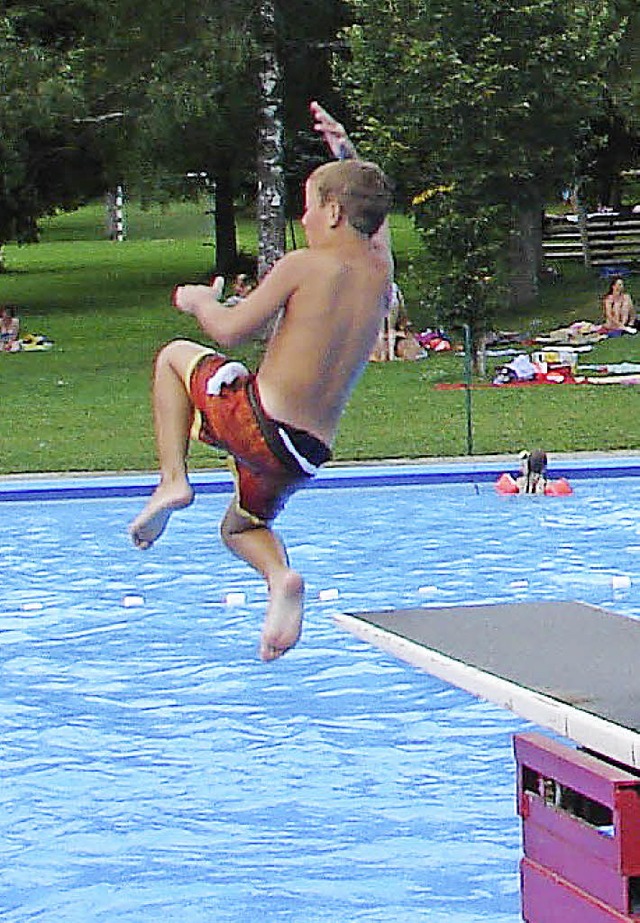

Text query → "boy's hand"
[172,284,213,315]
[310,101,393,270]
[173,277,224,315]
[310,100,357,160]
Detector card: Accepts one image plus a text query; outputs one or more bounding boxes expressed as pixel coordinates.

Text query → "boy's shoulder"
[277,238,389,285]
[279,244,347,274]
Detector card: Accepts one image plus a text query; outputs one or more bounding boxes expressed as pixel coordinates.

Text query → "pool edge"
[3,453,640,501]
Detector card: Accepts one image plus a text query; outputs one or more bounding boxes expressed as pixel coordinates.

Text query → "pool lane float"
[495,472,573,496]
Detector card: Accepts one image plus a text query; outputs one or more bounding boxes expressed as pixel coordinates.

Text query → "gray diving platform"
[335,601,640,770]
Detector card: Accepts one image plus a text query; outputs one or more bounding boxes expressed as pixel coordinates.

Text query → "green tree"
[1,0,350,274]
[336,0,623,356]
[0,4,105,268]
[577,0,640,209]
[75,0,260,272]
[86,0,349,273]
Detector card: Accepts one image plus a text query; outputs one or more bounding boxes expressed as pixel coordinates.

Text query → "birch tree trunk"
[256,0,286,280]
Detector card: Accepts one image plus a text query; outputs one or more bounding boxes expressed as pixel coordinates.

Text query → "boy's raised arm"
[173,250,305,347]
[310,101,357,161]
[310,100,392,266]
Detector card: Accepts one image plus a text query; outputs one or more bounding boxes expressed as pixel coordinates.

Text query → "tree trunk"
[0,243,6,273]
[256,0,286,280]
[508,203,544,307]
[472,331,487,377]
[575,185,592,270]
[212,160,238,274]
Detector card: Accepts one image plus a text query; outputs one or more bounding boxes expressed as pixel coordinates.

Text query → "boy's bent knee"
[154,339,189,368]
[158,339,197,362]
[155,339,214,379]
[221,506,264,543]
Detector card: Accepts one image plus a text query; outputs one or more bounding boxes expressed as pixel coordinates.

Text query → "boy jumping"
[129,102,393,661]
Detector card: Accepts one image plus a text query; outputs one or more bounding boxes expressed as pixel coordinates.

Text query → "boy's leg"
[220,502,304,661]
[129,339,206,549]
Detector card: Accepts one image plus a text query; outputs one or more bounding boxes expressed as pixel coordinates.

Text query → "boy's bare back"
[176,159,393,446]
[257,241,390,444]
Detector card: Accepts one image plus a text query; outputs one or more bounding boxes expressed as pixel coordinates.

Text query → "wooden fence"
[543,211,640,268]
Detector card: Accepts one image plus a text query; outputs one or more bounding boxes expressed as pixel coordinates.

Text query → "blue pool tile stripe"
[3,457,640,501]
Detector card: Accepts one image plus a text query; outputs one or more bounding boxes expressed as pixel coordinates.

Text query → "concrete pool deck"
[2,449,640,500]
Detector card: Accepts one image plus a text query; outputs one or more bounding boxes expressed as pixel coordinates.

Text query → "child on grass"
[129,102,394,661]
[0,305,20,351]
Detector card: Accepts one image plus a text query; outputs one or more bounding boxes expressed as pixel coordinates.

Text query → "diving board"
[335,601,640,770]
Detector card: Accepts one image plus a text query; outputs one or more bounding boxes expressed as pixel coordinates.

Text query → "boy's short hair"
[310,160,393,237]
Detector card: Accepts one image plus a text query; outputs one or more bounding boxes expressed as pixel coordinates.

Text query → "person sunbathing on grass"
[129,102,394,662]
[0,305,20,351]
[602,277,636,331]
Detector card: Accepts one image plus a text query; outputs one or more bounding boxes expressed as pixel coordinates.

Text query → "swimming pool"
[2,473,640,922]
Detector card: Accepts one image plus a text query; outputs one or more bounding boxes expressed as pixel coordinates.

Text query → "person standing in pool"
[516,449,549,494]
[129,102,394,661]
[495,449,573,496]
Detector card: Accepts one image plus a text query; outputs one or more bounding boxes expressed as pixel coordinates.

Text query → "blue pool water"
[2,476,640,922]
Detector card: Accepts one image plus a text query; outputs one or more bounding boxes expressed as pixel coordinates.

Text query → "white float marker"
[225,591,246,606]
[418,585,438,595]
[319,588,339,601]
[612,575,632,591]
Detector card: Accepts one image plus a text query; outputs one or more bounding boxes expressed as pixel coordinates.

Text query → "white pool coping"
[2,452,640,500]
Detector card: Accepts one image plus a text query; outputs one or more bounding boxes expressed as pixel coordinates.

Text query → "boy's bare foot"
[259,569,304,661]
[129,482,194,549]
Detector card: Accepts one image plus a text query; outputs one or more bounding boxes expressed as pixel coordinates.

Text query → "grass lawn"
[1,199,640,474]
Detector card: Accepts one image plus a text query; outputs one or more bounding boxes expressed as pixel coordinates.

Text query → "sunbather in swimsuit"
[186,350,332,524]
